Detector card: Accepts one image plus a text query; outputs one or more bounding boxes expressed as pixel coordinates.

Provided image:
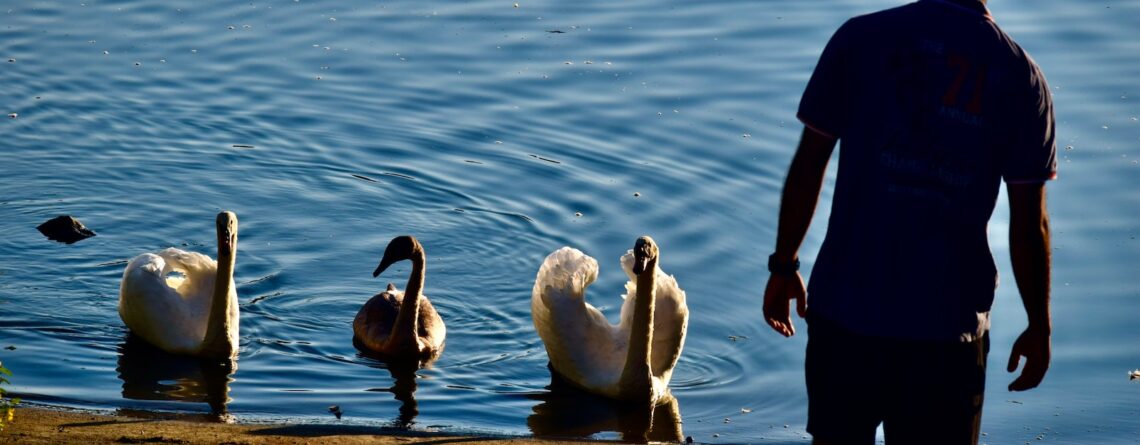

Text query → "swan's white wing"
[156,248,218,306]
[532,247,627,394]
[619,250,689,383]
[119,248,218,354]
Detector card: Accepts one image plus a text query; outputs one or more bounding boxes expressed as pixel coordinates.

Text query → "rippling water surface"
[2,0,1138,443]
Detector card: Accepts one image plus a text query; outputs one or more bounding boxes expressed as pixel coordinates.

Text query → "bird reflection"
[116,333,236,419]
[356,346,428,428]
[527,368,684,442]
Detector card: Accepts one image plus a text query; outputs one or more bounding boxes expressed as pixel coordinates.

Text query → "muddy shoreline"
[1,405,611,445]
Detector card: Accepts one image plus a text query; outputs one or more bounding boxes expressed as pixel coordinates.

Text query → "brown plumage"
[352,236,446,360]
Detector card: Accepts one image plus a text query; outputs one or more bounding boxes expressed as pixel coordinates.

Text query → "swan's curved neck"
[619,256,657,402]
[201,246,237,358]
[389,251,426,349]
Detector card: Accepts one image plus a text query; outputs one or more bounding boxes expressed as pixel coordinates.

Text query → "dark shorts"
[805,314,989,445]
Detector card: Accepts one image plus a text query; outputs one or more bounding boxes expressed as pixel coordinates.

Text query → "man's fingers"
[1006,348,1022,373]
[1009,367,1044,391]
[765,317,794,337]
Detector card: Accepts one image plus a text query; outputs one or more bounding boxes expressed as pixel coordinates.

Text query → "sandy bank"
[1,406,609,445]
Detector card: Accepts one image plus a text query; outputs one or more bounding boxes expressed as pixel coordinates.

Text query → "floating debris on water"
[351,174,377,183]
[528,154,561,164]
[232,144,255,148]
[328,405,342,419]
[37,215,97,244]
[574,212,583,217]
[633,192,641,197]
[1129,369,1139,380]
[6,58,14,63]
[728,335,748,342]
[7,113,16,119]
[741,407,752,414]
[381,171,415,181]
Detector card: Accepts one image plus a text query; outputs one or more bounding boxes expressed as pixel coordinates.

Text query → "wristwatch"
[767,254,799,277]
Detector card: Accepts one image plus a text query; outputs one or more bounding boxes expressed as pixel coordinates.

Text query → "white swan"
[353,235,446,360]
[532,236,688,404]
[118,211,239,359]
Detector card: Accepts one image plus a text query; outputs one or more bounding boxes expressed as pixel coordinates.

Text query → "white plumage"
[118,212,240,359]
[532,240,688,404]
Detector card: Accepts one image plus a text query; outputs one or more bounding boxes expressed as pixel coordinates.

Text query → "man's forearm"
[1008,183,1052,332]
[774,127,836,261]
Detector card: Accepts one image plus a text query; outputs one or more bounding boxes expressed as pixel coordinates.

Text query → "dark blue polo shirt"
[797,0,1057,341]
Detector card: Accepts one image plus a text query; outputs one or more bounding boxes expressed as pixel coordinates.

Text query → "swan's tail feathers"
[533,247,598,307]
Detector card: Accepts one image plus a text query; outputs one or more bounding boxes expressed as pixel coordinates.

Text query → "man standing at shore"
[761,1,1056,444]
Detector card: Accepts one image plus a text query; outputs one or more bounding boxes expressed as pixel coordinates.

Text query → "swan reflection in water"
[526,368,684,442]
[355,347,429,429]
[116,333,236,420]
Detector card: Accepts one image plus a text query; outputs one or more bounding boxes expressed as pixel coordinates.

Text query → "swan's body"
[118,212,239,359]
[532,237,688,404]
[353,235,445,360]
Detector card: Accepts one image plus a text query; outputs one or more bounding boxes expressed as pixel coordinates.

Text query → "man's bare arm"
[1006,181,1052,391]
[762,126,837,337]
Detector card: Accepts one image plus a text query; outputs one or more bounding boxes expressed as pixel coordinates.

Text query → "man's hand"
[762,272,807,337]
[1006,326,1051,391]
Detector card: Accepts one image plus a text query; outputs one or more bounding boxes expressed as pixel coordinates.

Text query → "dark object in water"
[37,215,96,244]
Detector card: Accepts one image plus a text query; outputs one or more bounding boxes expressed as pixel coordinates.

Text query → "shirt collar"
[922,0,992,19]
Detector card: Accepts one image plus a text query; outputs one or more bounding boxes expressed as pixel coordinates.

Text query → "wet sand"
[1,406,609,445]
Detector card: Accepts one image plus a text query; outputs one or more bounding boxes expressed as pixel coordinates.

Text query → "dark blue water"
[2,0,1138,443]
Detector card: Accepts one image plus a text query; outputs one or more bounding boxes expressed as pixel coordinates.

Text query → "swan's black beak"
[632,257,650,275]
[632,236,657,275]
[374,235,419,277]
[216,211,238,254]
[373,255,398,278]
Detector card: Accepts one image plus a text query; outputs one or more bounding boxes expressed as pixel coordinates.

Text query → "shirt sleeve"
[797,20,854,139]
[1001,56,1058,184]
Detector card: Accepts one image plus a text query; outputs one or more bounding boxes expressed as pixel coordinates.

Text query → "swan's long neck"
[389,251,426,350]
[618,256,657,403]
[201,245,237,359]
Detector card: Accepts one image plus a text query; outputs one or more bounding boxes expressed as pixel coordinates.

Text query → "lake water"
[2,0,1138,443]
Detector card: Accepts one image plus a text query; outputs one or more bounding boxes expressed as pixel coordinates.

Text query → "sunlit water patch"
[2,0,1139,443]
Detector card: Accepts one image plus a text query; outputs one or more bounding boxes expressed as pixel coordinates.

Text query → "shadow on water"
[525,368,683,443]
[354,343,438,429]
[116,333,236,420]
